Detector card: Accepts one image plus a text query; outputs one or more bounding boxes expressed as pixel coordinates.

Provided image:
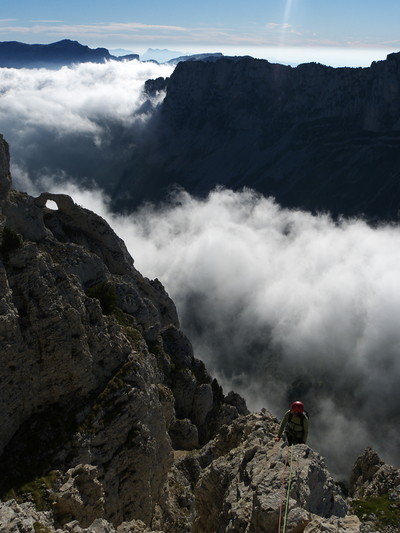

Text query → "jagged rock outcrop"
[114,53,400,221]
[189,412,349,532]
[346,448,400,533]
[0,499,163,533]
[350,447,400,501]
[109,412,358,533]
[1,134,398,532]
[0,135,247,531]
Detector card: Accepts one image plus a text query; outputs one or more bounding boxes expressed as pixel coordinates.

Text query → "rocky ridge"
[0,39,139,68]
[114,52,400,221]
[0,133,399,532]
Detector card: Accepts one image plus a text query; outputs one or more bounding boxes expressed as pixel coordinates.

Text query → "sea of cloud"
[110,189,400,476]
[44,184,400,477]
[0,60,174,191]
[2,61,400,478]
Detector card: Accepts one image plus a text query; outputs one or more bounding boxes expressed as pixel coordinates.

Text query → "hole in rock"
[46,200,58,211]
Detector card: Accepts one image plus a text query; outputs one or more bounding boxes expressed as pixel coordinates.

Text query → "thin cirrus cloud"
[0,17,393,53]
[0,21,188,37]
[0,18,310,49]
[0,21,194,51]
[32,20,65,23]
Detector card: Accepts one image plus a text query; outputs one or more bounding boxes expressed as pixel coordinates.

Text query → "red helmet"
[290,401,304,413]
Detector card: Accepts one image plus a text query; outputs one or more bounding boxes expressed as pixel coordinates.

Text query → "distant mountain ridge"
[140,48,187,62]
[113,52,400,222]
[166,52,225,65]
[0,39,223,68]
[0,39,139,68]
[141,48,225,64]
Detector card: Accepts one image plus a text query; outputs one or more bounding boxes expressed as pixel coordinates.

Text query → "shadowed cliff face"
[114,53,400,221]
[0,135,11,200]
[0,135,250,530]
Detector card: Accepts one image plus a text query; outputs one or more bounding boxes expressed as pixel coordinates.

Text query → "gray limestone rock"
[350,447,400,501]
[0,499,164,532]
[304,515,362,532]
[192,383,214,427]
[54,464,106,527]
[3,190,50,241]
[0,499,54,533]
[170,367,198,420]
[192,412,348,533]
[34,191,135,274]
[1,134,397,533]
[169,418,199,450]
[161,325,194,368]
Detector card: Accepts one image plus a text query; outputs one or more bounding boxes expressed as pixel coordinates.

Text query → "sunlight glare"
[280,0,294,47]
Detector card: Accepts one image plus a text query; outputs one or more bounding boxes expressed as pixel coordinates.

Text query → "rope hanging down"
[277,444,294,533]
[277,446,290,533]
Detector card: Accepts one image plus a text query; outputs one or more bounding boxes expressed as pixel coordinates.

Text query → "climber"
[275,401,308,445]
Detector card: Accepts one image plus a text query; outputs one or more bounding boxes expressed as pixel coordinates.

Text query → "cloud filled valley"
[0,60,174,193]
[1,61,400,479]
[104,188,400,478]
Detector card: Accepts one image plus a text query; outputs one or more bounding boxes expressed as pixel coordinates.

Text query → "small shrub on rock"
[0,226,22,260]
[86,281,118,315]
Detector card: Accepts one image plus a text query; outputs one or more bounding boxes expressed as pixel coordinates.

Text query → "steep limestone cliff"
[0,134,399,532]
[114,53,400,221]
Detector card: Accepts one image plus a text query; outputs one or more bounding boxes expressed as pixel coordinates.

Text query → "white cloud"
[0,60,174,190]
[102,188,400,476]
[3,61,400,478]
[0,60,173,135]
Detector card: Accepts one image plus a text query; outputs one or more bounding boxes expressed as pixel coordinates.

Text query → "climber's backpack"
[287,410,309,436]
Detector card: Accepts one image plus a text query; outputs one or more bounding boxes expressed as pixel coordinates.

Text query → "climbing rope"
[277,444,294,533]
[277,445,290,533]
[282,444,294,532]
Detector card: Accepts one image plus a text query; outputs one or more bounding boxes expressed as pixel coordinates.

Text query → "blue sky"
[1,0,400,66]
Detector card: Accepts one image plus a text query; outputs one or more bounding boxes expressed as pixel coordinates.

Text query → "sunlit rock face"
[350,447,400,500]
[191,412,349,533]
[114,52,400,221]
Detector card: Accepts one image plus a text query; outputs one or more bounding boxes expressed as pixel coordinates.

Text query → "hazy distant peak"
[140,47,188,62]
[109,48,135,57]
